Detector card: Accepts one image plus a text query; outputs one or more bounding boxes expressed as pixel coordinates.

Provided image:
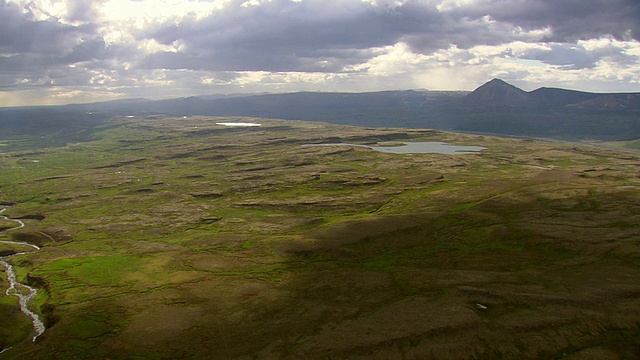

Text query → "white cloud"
[241,0,272,8]
[99,0,227,23]
[346,42,429,77]
[139,39,185,55]
[436,0,483,12]
[361,0,407,10]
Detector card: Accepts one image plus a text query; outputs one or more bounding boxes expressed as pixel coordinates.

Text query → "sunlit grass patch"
[36,254,141,287]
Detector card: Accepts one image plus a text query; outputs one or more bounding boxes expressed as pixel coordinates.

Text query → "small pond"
[304,142,486,155]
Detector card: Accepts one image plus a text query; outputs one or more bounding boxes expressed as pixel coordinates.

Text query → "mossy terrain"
[1,116,639,359]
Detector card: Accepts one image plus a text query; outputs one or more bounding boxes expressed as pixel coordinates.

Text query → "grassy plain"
[1,116,639,359]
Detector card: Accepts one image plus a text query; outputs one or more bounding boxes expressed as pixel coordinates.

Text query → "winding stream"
[0,207,46,342]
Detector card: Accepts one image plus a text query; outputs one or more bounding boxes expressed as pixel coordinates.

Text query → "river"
[0,207,46,343]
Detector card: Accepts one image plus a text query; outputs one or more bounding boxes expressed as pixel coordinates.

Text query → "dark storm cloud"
[137,1,402,72]
[511,44,599,70]
[133,0,640,74]
[135,0,498,71]
[394,3,516,53]
[0,1,97,56]
[0,0,112,90]
[4,0,638,78]
[453,0,640,42]
[393,0,640,57]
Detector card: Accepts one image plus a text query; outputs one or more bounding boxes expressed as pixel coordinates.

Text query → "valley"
[0,116,639,359]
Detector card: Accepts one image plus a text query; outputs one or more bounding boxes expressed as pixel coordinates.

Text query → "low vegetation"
[1,116,639,359]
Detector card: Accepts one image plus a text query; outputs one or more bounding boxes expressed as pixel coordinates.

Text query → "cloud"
[134,0,400,72]
[0,2,93,56]
[1,0,639,106]
[131,0,640,74]
[447,0,640,42]
[0,0,112,93]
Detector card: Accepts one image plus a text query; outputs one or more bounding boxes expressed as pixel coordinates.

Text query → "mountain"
[462,78,534,108]
[464,79,640,110]
[451,80,640,140]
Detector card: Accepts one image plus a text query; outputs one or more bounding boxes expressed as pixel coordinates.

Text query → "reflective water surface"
[304,142,486,154]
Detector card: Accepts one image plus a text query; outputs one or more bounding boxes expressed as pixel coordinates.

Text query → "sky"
[1,0,639,106]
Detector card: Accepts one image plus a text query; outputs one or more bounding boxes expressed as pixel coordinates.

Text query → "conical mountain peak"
[463,78,533,107]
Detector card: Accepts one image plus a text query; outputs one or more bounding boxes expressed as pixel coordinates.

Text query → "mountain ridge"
[1,79,639,146]
[464,79,640,110]
[3,79,638,113]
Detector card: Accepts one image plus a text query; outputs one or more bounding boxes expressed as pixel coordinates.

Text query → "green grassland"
[1,116,639,359]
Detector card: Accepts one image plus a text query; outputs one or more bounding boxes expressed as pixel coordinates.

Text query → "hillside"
[1,116,639,359]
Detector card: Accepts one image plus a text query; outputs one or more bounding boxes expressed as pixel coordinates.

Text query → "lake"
[216,122,262,127]
[303,142,486,155]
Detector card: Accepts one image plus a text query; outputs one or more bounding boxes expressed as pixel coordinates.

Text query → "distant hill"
[529,87,600,108]
[144,90,431,123]
[567,93,640,109]
[462,78,535,108]
[1,80,639,148]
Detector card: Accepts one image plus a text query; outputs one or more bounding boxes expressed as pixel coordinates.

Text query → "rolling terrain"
[0,116,639,359]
